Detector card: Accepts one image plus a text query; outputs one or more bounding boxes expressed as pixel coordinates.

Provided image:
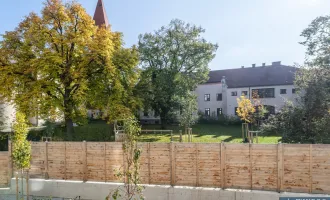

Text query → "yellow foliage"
[236,95,256,123]
[0,0,141,134]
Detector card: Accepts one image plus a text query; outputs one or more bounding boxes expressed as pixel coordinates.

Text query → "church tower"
[93,0,109,27]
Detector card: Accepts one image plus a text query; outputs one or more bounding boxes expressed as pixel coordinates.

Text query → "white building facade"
[196,62,298,117]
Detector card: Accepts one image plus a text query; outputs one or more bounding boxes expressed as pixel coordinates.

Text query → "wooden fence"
[2,142,330,194]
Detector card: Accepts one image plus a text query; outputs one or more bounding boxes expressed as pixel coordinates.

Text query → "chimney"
[262,63,266,66]
[221,76,226,87]
[272,61,281,66]
[241,66,244,69]
[252,64,256,68]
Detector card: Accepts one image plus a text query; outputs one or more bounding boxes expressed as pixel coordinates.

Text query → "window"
[234,107,238,115]
[204,94,210,101]
[252,88,275,98]
[205,108,210,117]
[217,108,222,116]
[280,89,287,94]
[143,111,149,117]
[292,88,296,94]
[241,91,248,96]
[267,106,275,115]
[231,91,237,96]
[216,93,222,101]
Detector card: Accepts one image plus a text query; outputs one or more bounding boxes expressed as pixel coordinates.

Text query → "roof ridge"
[209,64,295,72]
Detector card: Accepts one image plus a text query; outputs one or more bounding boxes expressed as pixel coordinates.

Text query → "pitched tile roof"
[93,0,109,27]
[207,64,297,88]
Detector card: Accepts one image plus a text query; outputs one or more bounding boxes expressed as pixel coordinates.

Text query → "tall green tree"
[261,15,330,143]
[179,91,198,129]
[138,19,217,127]
[0,0,140,138]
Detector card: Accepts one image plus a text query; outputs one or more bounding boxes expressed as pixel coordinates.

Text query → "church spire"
[93,0,109,27]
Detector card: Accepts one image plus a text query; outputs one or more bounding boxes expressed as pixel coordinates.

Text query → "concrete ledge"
[1,179,329,200]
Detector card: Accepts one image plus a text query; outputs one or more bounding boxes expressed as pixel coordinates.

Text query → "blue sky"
[1,0,330,70]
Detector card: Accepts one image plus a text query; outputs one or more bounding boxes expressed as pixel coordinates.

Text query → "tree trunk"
[64,89,74,140]
[65,117,74,140]
[160,113,167,129]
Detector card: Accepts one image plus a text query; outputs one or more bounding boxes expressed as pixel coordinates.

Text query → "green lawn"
[139,124,281,143]
[27,120,281,144]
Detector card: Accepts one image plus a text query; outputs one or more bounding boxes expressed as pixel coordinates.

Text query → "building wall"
[226,85,297,116]
[195,83,226,116]
[0,103,16,130]
[195,83,298,116]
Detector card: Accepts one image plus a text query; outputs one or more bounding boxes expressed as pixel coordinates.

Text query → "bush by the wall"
[198,111,242,125]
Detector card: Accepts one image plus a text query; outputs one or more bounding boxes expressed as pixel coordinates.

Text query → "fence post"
[221,142,226,189]
[249,143,253,190]
[83,141,87,182]
[64,142,67,180]
[45,141,49,179]
[8,138,12,187]
[277,143,283,192]
[148,143,151,184]
[104,143,107,182]
[309,144,313,194]
[170,142,175,186]
[26,170,29,200]
[196,143,199,187]
[15,172,18,200]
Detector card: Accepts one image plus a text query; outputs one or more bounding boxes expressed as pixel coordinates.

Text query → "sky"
[0,0,330,70]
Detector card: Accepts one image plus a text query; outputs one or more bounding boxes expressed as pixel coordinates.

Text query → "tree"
[236,95,255,123]
[179,91,198,129]
[12,112,31,199]
[237,95,256,141]
[138,19,218,127]
[260,15,330,143]
[0,0,139,138]
[88,46,142,123]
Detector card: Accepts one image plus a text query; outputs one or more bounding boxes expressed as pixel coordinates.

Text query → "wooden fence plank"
[309,144,312,194]
[83,141,87,182]
[45,142,48,179]
[249,143,252,190]
[196,143,199,187]
[8,139,12,186]
[148,143,151,184]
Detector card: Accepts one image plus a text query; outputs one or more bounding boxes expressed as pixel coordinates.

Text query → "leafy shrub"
[260,103,330,144]
[198,111,241,125]
[27,120,114,142]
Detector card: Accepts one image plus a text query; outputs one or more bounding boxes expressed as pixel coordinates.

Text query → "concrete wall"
[1,179,329,200]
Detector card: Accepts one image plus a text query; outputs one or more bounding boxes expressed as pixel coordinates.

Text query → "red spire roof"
[93,0,109,27]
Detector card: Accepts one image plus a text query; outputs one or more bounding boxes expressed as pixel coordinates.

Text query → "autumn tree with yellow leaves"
[236,95,256,123]
[0,0,141,139]
[236,95,256,140]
